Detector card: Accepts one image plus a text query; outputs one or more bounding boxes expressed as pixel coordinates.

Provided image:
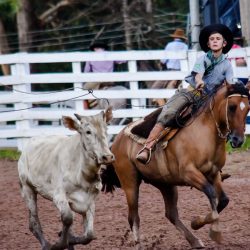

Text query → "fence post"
[246,47,250,81]
[128,60,141,111]
[186,49,199,88]
[12,59,31,151]
[180,52,189,88]
[72,62,85,113]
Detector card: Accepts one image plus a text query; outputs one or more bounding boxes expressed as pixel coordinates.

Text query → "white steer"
[18,107,114,250]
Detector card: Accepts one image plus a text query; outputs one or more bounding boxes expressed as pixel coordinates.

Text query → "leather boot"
[136,123,165,164]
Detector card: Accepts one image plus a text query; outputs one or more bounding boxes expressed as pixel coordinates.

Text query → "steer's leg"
[52,192,73,250]
[21,184,51,250]
[83,201,95,239]
[68,202,96,246]
[155,184,204,249]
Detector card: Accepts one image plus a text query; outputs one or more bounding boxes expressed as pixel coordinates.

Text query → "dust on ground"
[0,150,250,250]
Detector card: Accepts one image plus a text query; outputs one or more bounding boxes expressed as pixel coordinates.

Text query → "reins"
[210,94,248,139]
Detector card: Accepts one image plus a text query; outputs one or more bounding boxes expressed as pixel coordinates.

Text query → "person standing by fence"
[151,28,188,106]
[83,42,127,109]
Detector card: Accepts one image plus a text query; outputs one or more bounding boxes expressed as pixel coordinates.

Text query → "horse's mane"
[226,82,250,98]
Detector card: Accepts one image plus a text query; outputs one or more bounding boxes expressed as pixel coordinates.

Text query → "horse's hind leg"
[156,184,204,249]
[116,161,141,245]
[21,184,51,250]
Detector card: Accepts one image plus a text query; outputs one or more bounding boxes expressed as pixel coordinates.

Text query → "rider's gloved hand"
[196,81,205,91]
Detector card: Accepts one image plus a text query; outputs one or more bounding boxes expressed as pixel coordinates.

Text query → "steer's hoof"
[209,228,222,244]
[81,235,96,245]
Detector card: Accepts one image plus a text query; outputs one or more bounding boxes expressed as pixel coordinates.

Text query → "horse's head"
[214,83,250,148]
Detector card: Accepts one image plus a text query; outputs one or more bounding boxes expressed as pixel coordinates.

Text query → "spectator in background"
[84,42,126,91]
[151,28,188,106]
[161,28,188,71]
[229,37,248,85]
[83,42,127,109]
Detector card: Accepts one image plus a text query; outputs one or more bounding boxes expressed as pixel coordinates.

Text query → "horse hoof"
[209,228,222,244]
[42,241,52,250]
[191,239,205,249]
[191,217,203,230]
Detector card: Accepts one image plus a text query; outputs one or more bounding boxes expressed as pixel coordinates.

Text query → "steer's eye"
[86,130,92,135]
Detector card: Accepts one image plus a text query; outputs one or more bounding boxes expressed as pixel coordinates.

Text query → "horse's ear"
[245,81,250,92]
[104,106,113,124]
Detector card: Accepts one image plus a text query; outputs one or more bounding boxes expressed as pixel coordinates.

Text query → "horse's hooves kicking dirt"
[191,217,204,230]
[191,238,205,249]
[209,228,222,244]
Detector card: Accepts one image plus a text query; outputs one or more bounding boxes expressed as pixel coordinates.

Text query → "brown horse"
[101,83,250,249]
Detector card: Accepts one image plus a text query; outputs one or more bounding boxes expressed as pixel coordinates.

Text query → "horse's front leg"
[191,171,229,243]
[216,172,229,213]
[183,165,221,243]
[208,172,229,243]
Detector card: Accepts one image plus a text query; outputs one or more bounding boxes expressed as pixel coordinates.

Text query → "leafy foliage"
[0,149,20,160]
[0,0,190,53]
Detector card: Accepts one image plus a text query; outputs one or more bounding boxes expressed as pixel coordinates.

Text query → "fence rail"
[0,48,250,150]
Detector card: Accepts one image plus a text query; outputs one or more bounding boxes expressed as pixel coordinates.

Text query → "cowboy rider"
[136,23,234,164]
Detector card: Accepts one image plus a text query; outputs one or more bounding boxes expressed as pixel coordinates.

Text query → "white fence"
[0,48,250,150]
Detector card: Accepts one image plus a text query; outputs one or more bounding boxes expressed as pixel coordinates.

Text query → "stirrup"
[136,145,152,165]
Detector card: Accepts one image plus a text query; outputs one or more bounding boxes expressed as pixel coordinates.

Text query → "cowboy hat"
[170,28,187,40]
[89,42,109,51]
[199,24,233,54]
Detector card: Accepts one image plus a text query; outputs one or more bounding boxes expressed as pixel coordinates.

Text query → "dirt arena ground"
[1,150,250,250]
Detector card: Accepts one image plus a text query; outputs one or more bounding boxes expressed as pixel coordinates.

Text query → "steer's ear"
[104,106,113,124]
[62,116,79,131]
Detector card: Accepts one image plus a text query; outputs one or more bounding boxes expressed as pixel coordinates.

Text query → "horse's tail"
[100,164,121,193]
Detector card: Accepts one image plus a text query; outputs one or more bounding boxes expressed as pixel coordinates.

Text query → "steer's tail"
[101,164,121,193]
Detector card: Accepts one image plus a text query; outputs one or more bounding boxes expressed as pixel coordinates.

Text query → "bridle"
[210,94,248,139]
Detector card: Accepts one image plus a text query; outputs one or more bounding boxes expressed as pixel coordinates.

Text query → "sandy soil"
[0,150,250,250]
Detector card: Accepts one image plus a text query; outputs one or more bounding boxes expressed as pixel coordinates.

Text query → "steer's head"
[62,106,115,165]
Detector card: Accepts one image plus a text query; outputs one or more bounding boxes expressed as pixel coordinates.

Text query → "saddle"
[125,108,178,148]
[125,102,196,148]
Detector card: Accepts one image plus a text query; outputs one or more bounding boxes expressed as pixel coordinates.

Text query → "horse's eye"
[228,105,237,113]
[86,130,92,135]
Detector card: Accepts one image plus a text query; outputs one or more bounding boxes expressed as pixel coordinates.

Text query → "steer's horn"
[74,113,82,121]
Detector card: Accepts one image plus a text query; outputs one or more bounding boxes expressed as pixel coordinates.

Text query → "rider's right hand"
[196,81,205,90]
